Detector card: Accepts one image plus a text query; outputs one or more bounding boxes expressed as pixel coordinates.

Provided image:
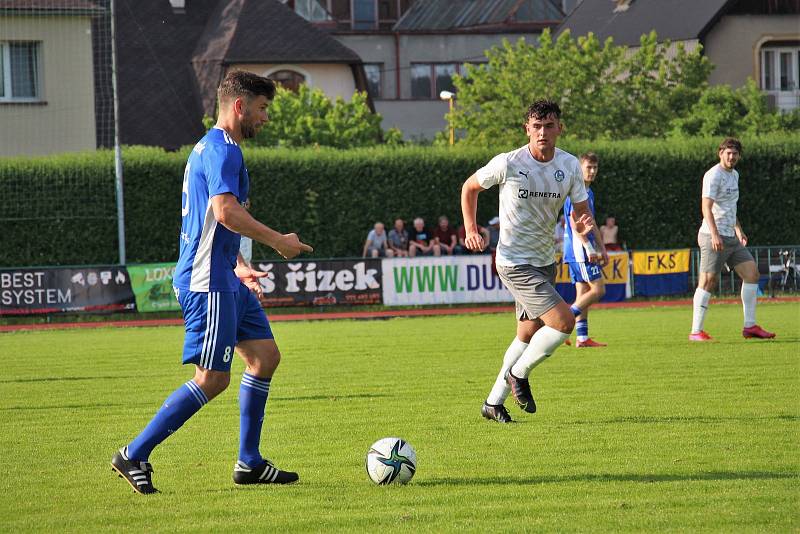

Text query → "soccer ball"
[365,437,417,485]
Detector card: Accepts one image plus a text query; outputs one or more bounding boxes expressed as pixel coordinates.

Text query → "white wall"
[0,15,96,156]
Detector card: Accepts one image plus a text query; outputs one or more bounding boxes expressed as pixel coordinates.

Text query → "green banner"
[127,263,180,312]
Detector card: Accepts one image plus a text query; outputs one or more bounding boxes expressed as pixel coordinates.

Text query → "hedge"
[1,135,798,268]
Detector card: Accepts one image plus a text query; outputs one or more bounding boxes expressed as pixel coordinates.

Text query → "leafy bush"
[204,85,400,148]
[0,136,797,268]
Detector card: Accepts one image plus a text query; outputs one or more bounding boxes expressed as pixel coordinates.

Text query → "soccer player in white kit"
[461,100,600,423]
[689,138,775,341]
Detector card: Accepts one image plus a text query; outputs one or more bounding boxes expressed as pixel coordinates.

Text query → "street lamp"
[439,90,455,146]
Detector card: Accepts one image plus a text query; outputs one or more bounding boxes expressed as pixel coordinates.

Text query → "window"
[327,0,409,30]
[410,63,468,99]
[410,64,432,98]
[268,69,306,92]
[763,50,774,90]
[434,64,457,95]
[353,0,376,29]
[780,51,792,90]
[363,64,382,98]
[0,41,41,102]
[761,45,799,93]
[281,0,332,22]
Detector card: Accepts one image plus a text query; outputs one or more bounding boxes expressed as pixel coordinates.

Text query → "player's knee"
[595,283,606,299]
[251,345,281,376]
[195,371,230,399]
[701,275,717,292]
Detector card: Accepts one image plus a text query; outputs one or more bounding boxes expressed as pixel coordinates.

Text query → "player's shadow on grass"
[586,414,800,424]
[0,375,131,384]
[0,402,130,411]
[273,393,391,402]
[717,338,799,345]
[416,471,799,487]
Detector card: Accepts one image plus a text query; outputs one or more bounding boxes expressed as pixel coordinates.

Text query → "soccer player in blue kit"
[562,152,609,347]
[111,71,312,494]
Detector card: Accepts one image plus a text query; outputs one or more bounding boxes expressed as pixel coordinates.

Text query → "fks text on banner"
[632,249,690,296]
[382,255,513,306]
[0,266,136,315]
[253,258,382,307]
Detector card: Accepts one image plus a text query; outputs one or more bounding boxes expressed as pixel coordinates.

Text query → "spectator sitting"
[457,222,490,254]
[554,213,565,248]
[409,217,440,257]
[387,218,409,257]
[432,215,458,255]
[362,222,394,258]
[600,216,622,251]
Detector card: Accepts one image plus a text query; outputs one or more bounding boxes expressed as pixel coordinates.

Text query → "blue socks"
[127,380,208,461]
[576,319,589,341]
[238,373,271,467]
[126,373,272,466]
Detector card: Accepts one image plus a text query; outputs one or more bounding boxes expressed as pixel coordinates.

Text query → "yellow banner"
[632,249,690,275]
[555,252,629,284]
[602,252,629,283]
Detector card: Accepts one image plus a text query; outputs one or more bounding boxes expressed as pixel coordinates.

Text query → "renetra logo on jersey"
[518,188,562,199]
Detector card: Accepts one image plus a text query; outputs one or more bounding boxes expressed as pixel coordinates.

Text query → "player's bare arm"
[234,252,268,298]
[570,200,601,263]
[734,218,748,246]
[212,193,313,259]
[701,197,723,251]
[460,174,486,251]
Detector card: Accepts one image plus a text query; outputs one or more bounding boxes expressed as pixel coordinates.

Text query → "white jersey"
[239,236,253,265]
[699,164,738,237]
[476,145,587,267]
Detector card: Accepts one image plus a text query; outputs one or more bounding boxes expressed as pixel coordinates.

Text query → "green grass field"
[0,303,798,532]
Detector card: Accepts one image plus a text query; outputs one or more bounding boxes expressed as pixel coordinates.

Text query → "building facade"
[0,3,100,156]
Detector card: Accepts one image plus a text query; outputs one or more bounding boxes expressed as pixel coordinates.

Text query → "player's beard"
[241,120,256,139]
[241,110,260,140]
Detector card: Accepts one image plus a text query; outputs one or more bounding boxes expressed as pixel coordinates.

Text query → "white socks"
[691,288,711,334]
[486,337,528,405]
[741,282,758,327]
[510,326,570,378]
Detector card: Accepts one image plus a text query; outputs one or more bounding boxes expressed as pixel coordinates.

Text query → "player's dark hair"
[718,137,742,154]
[580,152,598,164]
[218,70,276,102]
[525,100,561,122]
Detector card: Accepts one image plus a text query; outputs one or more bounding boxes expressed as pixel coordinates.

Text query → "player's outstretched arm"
[570,200,601,263]
[211,193,313,259]
[461,175,486,252]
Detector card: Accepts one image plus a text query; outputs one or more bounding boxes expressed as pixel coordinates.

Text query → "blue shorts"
[567,261,603,284]
[175,284,273,372]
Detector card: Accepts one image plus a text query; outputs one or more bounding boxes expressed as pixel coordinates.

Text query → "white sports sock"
[486,337,528,405]
[741,282,758,328]
[691,288,711,334]
[510,326,569,378]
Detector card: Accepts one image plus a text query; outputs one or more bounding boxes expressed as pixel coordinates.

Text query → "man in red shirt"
[432,215,458,255]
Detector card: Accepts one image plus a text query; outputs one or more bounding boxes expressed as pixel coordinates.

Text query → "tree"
[669,79,800,137]
[448,29,713,143]
[204,84,402,148]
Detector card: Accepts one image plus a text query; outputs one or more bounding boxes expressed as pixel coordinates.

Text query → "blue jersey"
[173,128,250,292]
[563,187,596,263]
